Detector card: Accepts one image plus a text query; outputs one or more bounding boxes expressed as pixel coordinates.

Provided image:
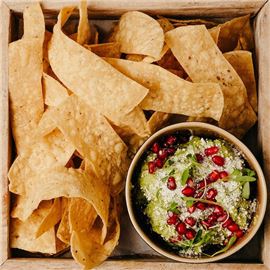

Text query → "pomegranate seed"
[185,229,196,240]
[208,170,220,182]
[188,205,196,213]
[152,142,159,153]
[235,230,244,238]
[158,149,168,160]
[185,217,196,227]
[228,223,239,232]
[195,153,204,163]
[219,171,228,179]
[177,235,182,241]
[166,135,177,145]
[213,205,224,216]
[201,220,211,228]
[194,191,203,198]
[148,161,156,174]
[197,180,205,189]
[207,213,218,224]
[167,148,176,155]
[204,146,219,156]
[222,218,233,228]
[176,222,187,234]
[181,186,195,197]
[212,155,225,166]
[196,202,206,210]
[186,178,194,187]
[167,176,177,190]
[167,213,178,225]
[206,188,218,200]
[217,213,228,222]
[155,158,164,168]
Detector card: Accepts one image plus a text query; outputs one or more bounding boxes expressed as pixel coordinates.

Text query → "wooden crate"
[1,0,270,269]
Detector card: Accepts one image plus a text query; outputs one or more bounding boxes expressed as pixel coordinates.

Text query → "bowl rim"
[125,122,267,263]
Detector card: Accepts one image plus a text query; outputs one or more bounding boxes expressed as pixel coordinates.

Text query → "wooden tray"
[1,0,270,269]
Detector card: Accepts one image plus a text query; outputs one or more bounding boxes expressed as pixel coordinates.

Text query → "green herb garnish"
[242,182,250,199]
[181,168,190,186]
[210,235,237,257]
[168,202,180,214]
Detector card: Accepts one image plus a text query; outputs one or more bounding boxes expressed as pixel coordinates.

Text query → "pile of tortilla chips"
[8,2,257,269]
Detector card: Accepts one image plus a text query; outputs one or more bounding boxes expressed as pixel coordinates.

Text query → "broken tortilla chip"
[147,112,171,134]
[165,25,256,137]
[9,3,44,153]
[84,42,121,58]
[43,73,69,107]
[105,58,224,121]
[57,199,71,244]
[217,15,250,52]
[115,11,164,58]
[224,50,257,112]
[11,201,59,254]
[77,1,91,45]
[49,8,148,121]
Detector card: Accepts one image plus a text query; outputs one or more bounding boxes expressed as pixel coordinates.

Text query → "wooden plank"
[254,1,270,269]
[0,259,268,270]
[4,0,267,17]
[0,1,11,266]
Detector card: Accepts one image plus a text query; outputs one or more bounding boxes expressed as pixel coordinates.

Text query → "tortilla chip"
[36,198,62,238]
[8,129,75,195]
[57,199,71,244]
[45,95,128,188]
[115,11,164,58]
[11,167,110,243]
[71,197,120,269]
[147,112,171,134]
[224,50,257,112]
[43,31,52,73]
[9,3,44,153]
[84,42,121,58]
[209,26,220,44]
[106,58,224,121]
[157,18,174,33]
[77,1,91,45]
[165,25,257,136]
[69,198,98,233]
[49,8,148,121]
[10,200,58,254]
[237,20,254,51]
[43,73,69,107]
[217,15,250,53]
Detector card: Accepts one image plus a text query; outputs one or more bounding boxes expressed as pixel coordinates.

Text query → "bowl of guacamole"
[125,123,267,263]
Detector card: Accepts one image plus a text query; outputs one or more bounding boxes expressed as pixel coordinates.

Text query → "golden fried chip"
[84,42,121,58]
[9,3,44,153]
[69,198,97,233]
[77,1,91,45]
[10,201,58,254]
[11,167,110,243]
[35,198,62,238]
[165,25,256,136]
[224,50,257,112]
[43,31,52,73]
[49,8,148,120]
[237,20,254,50]
[209,26,220,44]
[57,199,71,244]
[217,15,250,52]
[147,112,171,134]
[43,73,69,107]
[47,95,128,187]
[115,11,164,58]
[71,198,120,269]
[106,58,224,121]
[157,18,174,33]
[9,129,75,195]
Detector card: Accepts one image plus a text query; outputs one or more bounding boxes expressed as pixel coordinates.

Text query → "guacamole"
[135,132,257,257]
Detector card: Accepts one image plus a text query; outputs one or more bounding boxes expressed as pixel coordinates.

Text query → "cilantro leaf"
[168,202,180,214]
[242,182,250,199]
[181,168,190,186]
[233,176,256,182]
[211,235,237,257]
[242,168,256,177]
